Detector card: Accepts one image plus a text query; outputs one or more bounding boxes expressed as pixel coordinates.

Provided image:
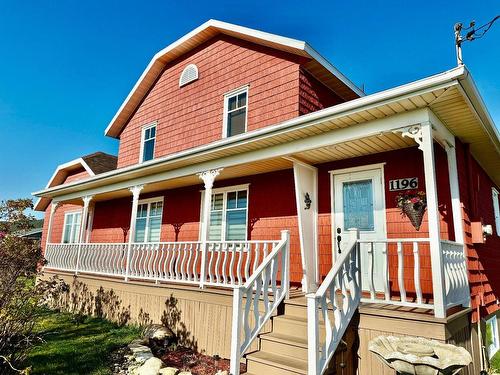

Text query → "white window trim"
[486,315,500,359]
[199,184,250,241]
[61,209,83,243]
[139,122,157,163]
[136,196,164,243]
[493,187,500,236]
[222,85,249,138]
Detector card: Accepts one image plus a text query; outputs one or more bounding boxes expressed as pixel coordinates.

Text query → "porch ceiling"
[292,132,416,164]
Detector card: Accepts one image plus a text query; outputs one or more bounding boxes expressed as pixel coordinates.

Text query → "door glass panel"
[343,179,374,231]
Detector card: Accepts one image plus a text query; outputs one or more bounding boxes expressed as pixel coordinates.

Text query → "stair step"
[246,351,307,375]
[272,315,326,340]
[259,332,309,360]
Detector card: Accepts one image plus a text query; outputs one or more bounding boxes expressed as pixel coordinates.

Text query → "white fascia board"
[44,157,95,189]
[34,68,467,198]
[303,43,364,97]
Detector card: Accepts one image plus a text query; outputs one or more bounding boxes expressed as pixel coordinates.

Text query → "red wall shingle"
[117,35,305,168]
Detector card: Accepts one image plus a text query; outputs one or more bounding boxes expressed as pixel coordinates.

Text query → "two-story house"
[34,20,500,374]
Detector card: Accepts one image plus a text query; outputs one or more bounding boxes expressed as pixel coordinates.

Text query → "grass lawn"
[491,350,500,373]
[25,310,140,375]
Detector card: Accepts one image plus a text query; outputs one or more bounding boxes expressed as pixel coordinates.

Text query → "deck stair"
[244,295,356,375]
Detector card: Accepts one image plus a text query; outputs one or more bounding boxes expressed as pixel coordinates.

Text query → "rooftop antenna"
[454,15,500,66]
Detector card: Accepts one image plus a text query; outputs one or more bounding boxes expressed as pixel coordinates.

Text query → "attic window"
[179,64,199,87]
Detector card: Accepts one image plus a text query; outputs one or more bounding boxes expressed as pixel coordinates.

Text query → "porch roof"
[33,65,500,210]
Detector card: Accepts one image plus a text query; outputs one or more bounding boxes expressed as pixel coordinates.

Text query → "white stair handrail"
[229,230,290,375]
[307,228,361,375]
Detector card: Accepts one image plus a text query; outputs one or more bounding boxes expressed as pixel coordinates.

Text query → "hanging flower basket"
[396,191,427,231]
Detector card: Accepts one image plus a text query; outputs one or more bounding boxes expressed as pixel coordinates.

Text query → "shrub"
[0,199,66,373]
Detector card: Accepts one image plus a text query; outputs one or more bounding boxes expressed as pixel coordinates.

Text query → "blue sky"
[0,1,498,218]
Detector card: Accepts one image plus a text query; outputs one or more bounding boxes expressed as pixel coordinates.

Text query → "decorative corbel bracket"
[197,168,223,189]
[394,124,424,151]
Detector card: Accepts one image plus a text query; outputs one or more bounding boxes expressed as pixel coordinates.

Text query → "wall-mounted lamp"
[304,193,312,210]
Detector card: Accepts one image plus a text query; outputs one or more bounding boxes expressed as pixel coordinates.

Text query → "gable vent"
[179,64,199,87]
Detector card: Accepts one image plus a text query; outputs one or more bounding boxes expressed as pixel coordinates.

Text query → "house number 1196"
[389,177,418,191]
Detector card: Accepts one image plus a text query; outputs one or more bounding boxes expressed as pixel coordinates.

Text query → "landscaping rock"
[177,372,192,375]
[143,324,175,341]
[158,367,179,375]
[137,357,165,375]
[134,350,154,364]
[215,371,228,375]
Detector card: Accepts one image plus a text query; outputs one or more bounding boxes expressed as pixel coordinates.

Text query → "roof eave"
[34,66,469,204]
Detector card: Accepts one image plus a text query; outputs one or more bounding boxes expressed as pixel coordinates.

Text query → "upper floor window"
[135,198,163,242]
[140,123,156,162]
[62,211,82,243]
[223,87,248,138]
[179,64,199,87]
[493,188,500,236]
[204,185,249,241]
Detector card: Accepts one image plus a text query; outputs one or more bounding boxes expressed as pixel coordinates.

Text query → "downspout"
[478,293,488,374]
[465,143,488,373]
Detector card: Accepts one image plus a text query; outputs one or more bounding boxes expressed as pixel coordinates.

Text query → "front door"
[332,166,386,291]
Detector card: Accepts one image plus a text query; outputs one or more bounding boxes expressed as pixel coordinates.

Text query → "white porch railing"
[442,240,469,309]
[358,238,433,309]
[45,239,280,288]
[307,233,469,375]
[229,230,290,375]
[356,238,469,310]
[307,229,361,375]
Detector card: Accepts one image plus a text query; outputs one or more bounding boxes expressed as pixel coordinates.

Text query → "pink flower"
[410,197,420,204]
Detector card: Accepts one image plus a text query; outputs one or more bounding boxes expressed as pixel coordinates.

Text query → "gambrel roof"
[104,19,364,138]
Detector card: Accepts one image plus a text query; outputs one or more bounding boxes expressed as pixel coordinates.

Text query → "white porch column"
[125,185,144,281]
[197,168,223,288]
[45,201,60,248]
[411,122,447,318]
[75,195,93,274]
[287,157,318,293]
[445,144,465,244]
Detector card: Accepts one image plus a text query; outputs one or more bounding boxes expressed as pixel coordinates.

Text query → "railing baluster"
[244,243,251,282]
[368,242,376,300]
[382,242,390,301]
[229,243,236,285]
[413,242,423,305]
[397,241,407,303]
[236,244,244,285]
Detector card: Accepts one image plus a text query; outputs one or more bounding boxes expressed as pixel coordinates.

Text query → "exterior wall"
[42,271,272,359]
[63,167,90,184]
[455,140,500,322]
[298,67,342,115]
[41,202,83,250]
[117,35,306,168]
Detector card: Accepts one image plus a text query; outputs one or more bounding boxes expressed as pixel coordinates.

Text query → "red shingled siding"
[63,168,90,184]
[455,140,500,322]
[298,67,343,115]
[117,35,306,168]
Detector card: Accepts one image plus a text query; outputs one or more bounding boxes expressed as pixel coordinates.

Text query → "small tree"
[0,199,64,373]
